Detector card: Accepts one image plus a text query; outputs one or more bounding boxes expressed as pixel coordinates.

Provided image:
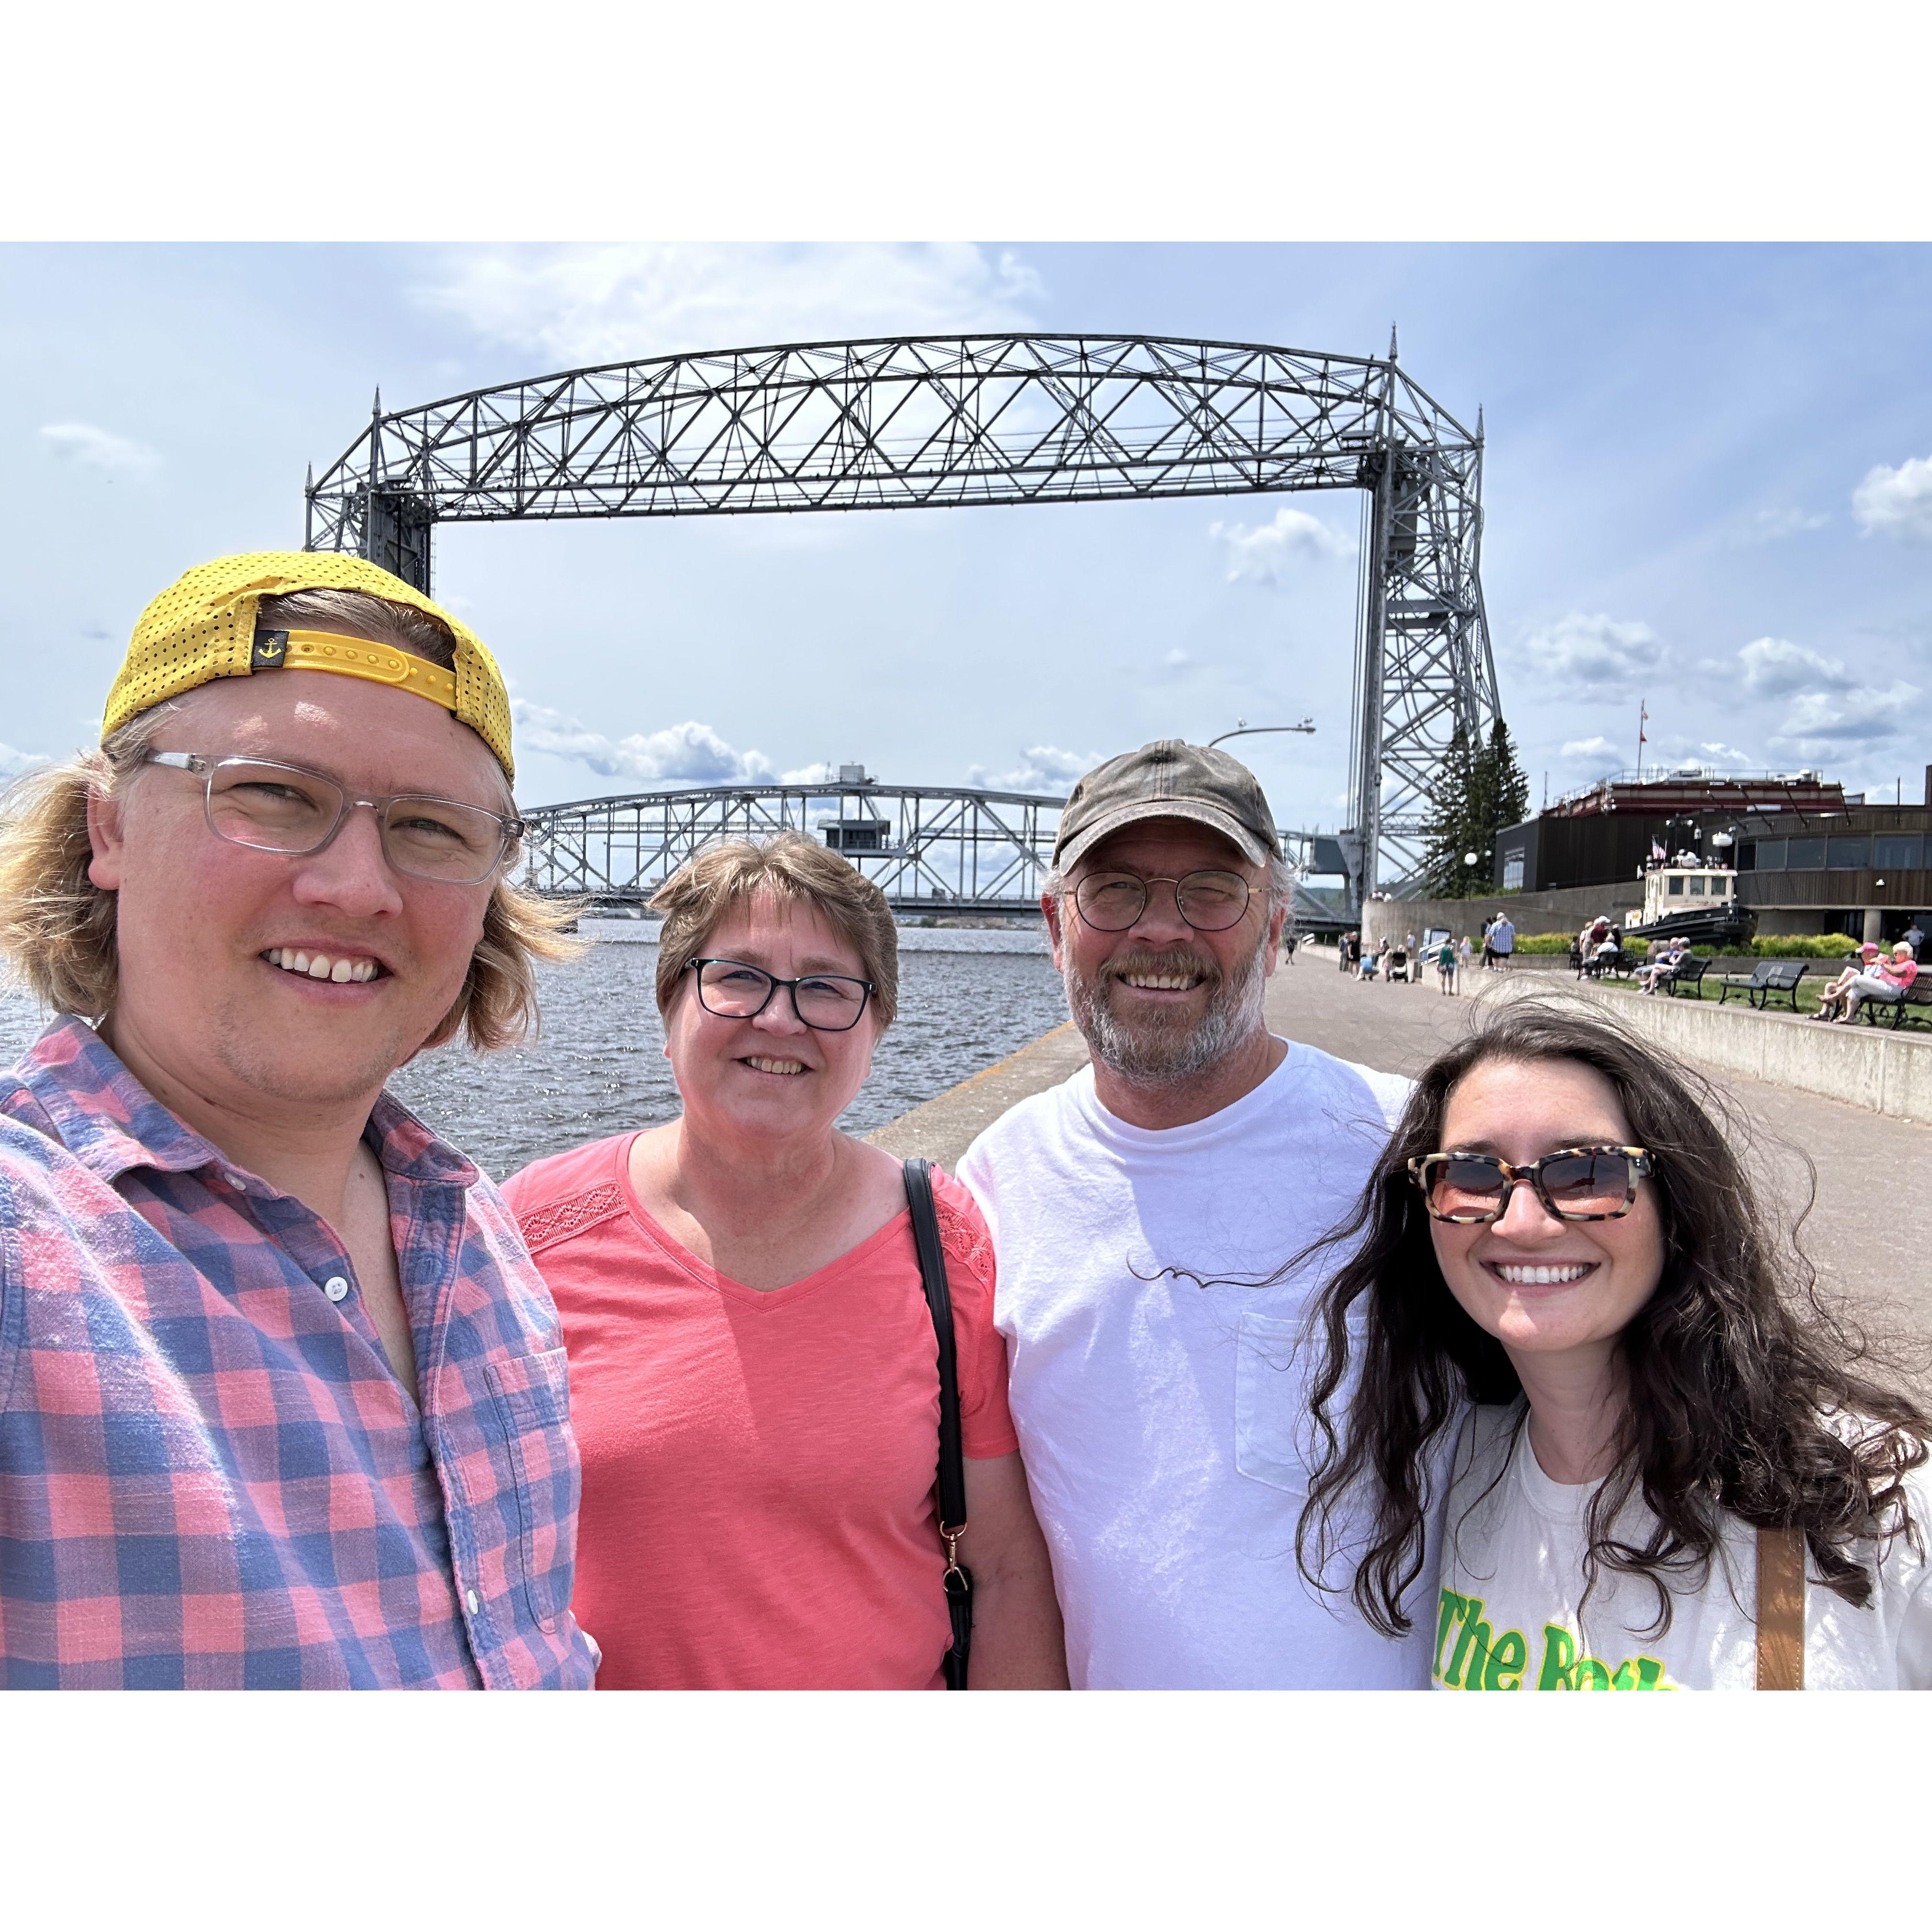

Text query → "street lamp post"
[1208,718,1316,749]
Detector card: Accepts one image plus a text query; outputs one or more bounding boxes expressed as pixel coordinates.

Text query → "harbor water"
[0,925,1065,1183]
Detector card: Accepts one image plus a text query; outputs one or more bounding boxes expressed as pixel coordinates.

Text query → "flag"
[1651,839,1666,862]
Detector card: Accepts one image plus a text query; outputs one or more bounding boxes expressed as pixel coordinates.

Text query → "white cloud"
[1516,612,1662,687]
[1852,454,1932,544]
[967,745,1108,794]
[0,741,49,780]
[1698,740,1755,765]
[1208,506,1354,585]
[1559,735,1618,761]
[1736,634,1853,698]
[513,701,779,787]
[415,243,1044,367]
[38,422,161,479]
[1744,506,1829,542]
[1772,680,1922,749]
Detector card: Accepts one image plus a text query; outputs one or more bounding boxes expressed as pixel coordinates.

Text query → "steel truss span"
[520,780,1065,917]
[306,333,1502,895]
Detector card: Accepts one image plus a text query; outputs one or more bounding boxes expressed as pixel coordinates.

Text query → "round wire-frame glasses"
[1071,868,1254,932]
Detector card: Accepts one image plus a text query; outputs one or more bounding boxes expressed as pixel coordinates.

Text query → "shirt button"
[322,1276,350,1303]
[466,1588,481,1615]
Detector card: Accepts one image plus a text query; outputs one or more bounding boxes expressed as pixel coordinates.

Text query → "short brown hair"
[649,832,898,1027]
[0,587,579,1052]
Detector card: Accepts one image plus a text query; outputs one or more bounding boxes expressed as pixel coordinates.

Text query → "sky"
[4,241,1931,842]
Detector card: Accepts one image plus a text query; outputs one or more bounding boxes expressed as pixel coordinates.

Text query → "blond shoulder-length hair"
[650,831,899,1027]
[0,588,581,1054]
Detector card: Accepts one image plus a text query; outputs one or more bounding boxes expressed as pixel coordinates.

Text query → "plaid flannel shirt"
[0,1017,597,1688]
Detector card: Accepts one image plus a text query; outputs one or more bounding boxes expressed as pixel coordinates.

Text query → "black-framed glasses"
[1072,869,1254,933]
[1407,1145,1653,1224]
[144,752,523,886]
[686,957,875,1032]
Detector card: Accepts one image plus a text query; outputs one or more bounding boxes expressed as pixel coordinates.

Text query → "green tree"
[1417,716,1531,898]
[1418,723,1478,897]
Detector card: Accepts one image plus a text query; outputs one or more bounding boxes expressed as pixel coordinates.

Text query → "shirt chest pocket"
[484,1347,579,1633]
[1234,1307,1363,1498]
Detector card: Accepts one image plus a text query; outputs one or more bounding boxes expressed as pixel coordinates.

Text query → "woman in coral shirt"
[503,833,1066,1689]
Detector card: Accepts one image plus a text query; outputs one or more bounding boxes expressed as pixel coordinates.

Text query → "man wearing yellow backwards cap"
[0,553,598,1687]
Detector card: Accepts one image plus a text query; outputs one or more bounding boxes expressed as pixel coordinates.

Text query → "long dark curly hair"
[1295,996,1931,1639]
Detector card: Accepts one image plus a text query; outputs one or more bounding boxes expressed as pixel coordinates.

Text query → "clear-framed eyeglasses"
[143,752,523,886]
[1071,869,1254,933]
[686,957,875,1032]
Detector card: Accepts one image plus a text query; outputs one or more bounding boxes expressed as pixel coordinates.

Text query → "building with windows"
[1727,805,1932,943]
[1494,769,1850,897]
[1493,766,1930,945]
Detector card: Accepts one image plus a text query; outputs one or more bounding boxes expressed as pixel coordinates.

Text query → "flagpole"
[1636,698,1648,781]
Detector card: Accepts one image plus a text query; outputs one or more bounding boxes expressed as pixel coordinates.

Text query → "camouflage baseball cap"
[1053,739,1282,870]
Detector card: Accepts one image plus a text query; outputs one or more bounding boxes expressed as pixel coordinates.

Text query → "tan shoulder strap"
[1754,1526,1806,1691]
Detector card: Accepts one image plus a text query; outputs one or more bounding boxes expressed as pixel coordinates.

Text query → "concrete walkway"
[872,943,1932,1342]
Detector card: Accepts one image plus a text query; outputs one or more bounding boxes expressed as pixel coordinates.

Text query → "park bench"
[1856,979,1932,1031]
[1659,956,1713,998]
[1716,959,1807,1012]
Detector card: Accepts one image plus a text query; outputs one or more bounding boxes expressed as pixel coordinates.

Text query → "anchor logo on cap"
[252,629,288,668]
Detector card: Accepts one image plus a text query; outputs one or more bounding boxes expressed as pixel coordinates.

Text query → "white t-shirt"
[1433,1404,1932,1691]
[956,1040,1435,1689]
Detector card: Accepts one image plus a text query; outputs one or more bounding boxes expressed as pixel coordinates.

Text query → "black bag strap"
[903,1157,973,1689]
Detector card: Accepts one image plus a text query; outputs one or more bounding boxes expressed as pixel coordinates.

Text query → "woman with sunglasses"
[501,834,1067,1689]
[1292,999,1932,1690]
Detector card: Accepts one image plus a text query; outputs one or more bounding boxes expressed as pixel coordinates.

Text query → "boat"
[1620,851,1757,948]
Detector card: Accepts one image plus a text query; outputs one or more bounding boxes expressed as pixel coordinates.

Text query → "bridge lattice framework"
[522,778,1063,917]
[305,332,1503,897]
[521,776,1348,927]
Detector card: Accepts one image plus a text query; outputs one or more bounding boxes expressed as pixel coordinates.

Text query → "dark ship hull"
[1623,902,1757,947]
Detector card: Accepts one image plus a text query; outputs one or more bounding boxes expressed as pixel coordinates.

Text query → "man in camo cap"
[0,552,597,1687]
[958,740,1428,1689]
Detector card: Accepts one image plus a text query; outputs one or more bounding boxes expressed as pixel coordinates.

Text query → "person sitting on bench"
[1636,936,1691,995]
[1814,943,1882,1021]
[1839,942,1919,1024]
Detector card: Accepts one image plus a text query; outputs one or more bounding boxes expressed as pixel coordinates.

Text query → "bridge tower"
[305,334,1502,900]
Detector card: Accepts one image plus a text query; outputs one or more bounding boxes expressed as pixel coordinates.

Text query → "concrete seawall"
[1566,983,1932,1124]
[865,1021,1091,1167]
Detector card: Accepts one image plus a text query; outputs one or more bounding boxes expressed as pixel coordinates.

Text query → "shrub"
[1752,932,1863,958]
[1513,933,1574,954]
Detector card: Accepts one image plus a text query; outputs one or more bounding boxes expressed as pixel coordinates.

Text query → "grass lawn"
[1589,969,1877,1022]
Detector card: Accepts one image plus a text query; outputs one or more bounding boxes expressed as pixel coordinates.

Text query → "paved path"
[1270,949,1932,1340]
[876,942,1932,1348]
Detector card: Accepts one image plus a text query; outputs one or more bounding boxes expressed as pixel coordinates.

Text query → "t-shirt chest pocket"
[1234,1306,1362,1498]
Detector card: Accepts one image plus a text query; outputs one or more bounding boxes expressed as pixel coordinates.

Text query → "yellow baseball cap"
[102,551,516,782]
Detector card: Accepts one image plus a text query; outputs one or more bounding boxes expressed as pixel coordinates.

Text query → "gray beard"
[1063,929,1272,1087]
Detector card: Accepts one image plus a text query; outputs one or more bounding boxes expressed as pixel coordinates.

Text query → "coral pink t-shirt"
[501,1136,1018,1690]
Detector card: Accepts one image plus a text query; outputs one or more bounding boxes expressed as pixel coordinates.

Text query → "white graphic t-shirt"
[1434,1404,1932,1691]
[958,1040,1438,1690]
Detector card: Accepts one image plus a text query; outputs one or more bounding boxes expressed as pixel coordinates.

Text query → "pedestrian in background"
[1437,934,1458,995]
